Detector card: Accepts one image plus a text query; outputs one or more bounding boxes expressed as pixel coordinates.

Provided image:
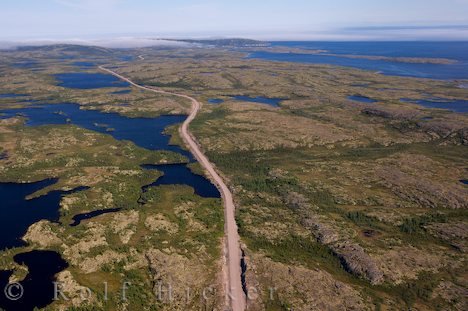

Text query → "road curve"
[99,66,246,311]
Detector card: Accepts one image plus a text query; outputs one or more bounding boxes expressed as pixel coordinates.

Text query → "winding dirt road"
[99,66,246,311]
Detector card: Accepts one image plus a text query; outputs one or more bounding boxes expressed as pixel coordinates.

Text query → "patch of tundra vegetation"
[34,185,223,311]
[101,47,468,310]
[201,139,467,310]
[0,49,191,118]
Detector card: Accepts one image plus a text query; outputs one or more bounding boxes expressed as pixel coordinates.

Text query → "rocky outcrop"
[331,242,384,285]
[420,123,468,145]
[145,249,210,310]
[302,216,339,245]
[458,127,468,145]
[55,270,97,310]
[426,222,468,252]
[281,187,385,284]
[111,210,139,244]
[79,250,125,274]
[254,254,371,311]
[145,214,179,234]
[301,216,383,284]
[361,107,468,145]
[362,108,394,119]
[377,168,468,209]
[23,220,62,247]
[372,246,451,284]
[432,281,468,311]
[284,191,311,211]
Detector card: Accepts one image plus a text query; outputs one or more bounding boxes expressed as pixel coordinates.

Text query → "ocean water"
[248,42,468,80]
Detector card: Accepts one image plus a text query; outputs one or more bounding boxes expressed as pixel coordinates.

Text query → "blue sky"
[1,0,468,40]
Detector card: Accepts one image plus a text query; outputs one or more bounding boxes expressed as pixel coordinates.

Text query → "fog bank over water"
[1,24,467,50]
[0,37,191,50]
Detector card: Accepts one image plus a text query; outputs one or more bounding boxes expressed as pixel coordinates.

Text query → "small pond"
[232,95,283,107]
[348,95,377,104]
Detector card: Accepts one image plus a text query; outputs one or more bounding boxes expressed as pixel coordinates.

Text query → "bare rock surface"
[23,220,62,247]
[372,246,452,284]
[331,242,384,285]
[254,255,370,311]
[426,222,468,252]
[432,281,468,311]
[376,153,468,209]
[145,248,209,310]
[145,214,179,234]
[55,270,97,309]
[79,250,126,273]
[111,210,139,244]
[301,215,383,284]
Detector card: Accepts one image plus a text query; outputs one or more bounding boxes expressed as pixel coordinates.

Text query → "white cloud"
[0,37,191,50]
[54,0,125,10]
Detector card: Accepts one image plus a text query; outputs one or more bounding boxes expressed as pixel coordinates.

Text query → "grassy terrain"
[110,47,467,310]
[0,44,467,310]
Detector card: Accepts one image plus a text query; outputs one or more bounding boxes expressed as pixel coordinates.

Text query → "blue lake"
[0,102,220,231]
[232,95,283,107]
[348,95,377,104]
[111,89,132,95]
[0,73,221,309]
[70,208,122,227]
[0,94,28,98]
[0,250,68,311]
[400,98,468,113]
[0,103,190,157]
[208,98,224,104]
[54,73,130,89]
[71,61,96,68]
[248,42,468,80]
[13,61,39,69]
[208,96,283,107]
[142,164,220,198]
[0,178,87,250]
[120,56,134,62]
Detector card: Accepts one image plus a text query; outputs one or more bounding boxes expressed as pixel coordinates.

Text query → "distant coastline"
[240,46,456,64]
